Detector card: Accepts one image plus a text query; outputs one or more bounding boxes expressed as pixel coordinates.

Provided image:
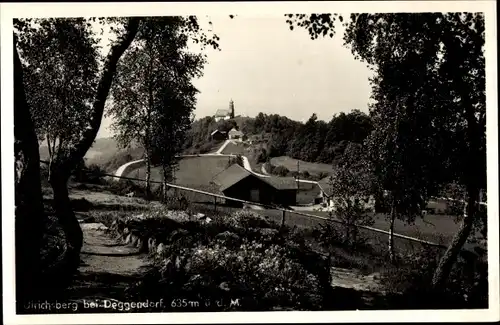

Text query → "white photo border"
[1,1,498,324]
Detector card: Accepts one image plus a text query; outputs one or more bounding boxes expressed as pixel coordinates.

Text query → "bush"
[317,171,329,180]
[199,142,214,154]
[105,179,160,201]
[227,155,244,168]
[160,190,190,211]
[85,164,106,184]
[263,162,273,174]
[381,248,488,309]
[118,208,331,311]
[257,148,268,163]
[133,239,327,311]
[272,165,290,177]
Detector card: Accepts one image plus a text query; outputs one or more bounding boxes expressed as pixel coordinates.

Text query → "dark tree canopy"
[286,12,486,288]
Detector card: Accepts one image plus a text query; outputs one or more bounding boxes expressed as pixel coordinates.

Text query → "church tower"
[229,99,235,119]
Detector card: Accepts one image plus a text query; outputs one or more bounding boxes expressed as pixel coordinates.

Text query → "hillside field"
[127,155,233,190]
[270,156,335,176]
[219,141,251,155]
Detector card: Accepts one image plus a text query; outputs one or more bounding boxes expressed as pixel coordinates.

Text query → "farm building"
[317,176,334,207]
[228,128,244,141]
[211,129,228,141]
[211,164,298,207]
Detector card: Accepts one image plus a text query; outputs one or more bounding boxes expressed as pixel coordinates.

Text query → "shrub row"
[100,208,332,311]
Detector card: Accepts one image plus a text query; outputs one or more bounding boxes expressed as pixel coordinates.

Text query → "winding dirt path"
[62,221,151,312]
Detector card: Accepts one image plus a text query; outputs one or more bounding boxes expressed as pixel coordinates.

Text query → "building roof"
[215,108,231,117]
[211,129,227,136]
[261,176,298,190]
[212,163,298,192]
[228,128,244,136]
[317,176,334,197]
[212,164,252,192]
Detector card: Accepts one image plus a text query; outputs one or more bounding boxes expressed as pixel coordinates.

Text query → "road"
[113,140,270,179]
[113,140,321,187]
[113,159,145,179]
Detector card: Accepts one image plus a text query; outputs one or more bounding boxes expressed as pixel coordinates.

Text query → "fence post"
[214,196,217,212]
[281,210,286,227]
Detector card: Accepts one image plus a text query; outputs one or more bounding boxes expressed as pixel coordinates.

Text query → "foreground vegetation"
[88,184,488,310]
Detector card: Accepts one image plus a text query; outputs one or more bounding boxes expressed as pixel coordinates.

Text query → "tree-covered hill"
[184,110,373,165]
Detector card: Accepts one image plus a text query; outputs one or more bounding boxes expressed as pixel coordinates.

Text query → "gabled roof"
[211,129,227,136]
[215,109,231,117]
[212,164,252,192]
[228,128,244,136]
[212,163,299,192]
[261,176,298,190]
[317,176,333,197]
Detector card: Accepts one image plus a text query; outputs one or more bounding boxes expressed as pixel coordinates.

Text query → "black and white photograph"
[1,1,498,324]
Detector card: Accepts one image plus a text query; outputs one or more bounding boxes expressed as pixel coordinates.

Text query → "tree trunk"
[14,37,46,309]
[431,186,480,289]
[57,18,140,177]
[144,151,152,200]
[37,19,139,281]
[49,170,84,276]
[388,201,396,263]
[162,165,169,203]
[13,19,139,308]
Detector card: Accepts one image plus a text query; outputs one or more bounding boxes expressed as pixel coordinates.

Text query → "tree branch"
[61,17,140,174]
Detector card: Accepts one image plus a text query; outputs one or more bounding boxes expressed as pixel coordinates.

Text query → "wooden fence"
[91,170,447,249]
[41,159,489,250]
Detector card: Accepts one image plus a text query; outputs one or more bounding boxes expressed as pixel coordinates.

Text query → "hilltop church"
[214,99,235,122]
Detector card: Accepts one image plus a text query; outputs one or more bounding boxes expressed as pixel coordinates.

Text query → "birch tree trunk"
[162,165,170,203]
[144,150,152,200]
[432,186,480,289]
[432,87,484,289]
[388,200,396,263]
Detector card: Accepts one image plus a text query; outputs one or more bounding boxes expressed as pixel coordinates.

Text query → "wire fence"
[37,158,453,251]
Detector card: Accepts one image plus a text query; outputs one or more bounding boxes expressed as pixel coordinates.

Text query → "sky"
[97,15,374,138]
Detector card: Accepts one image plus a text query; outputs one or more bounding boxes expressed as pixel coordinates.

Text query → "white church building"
[214,99,235,122]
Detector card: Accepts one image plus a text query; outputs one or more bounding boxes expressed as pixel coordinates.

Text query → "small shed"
[211,129,228,141]
[212,164,297,207]
[317,176,334,207]
[228,128,244,140]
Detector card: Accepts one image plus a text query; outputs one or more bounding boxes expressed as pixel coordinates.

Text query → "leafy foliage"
[227,155,244,168]
[107,17,208,195]
[324,142,375,246]
[287,12,486,287]
[15,18,101,166]
[186,110,372,165]
[265,163,290,177]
